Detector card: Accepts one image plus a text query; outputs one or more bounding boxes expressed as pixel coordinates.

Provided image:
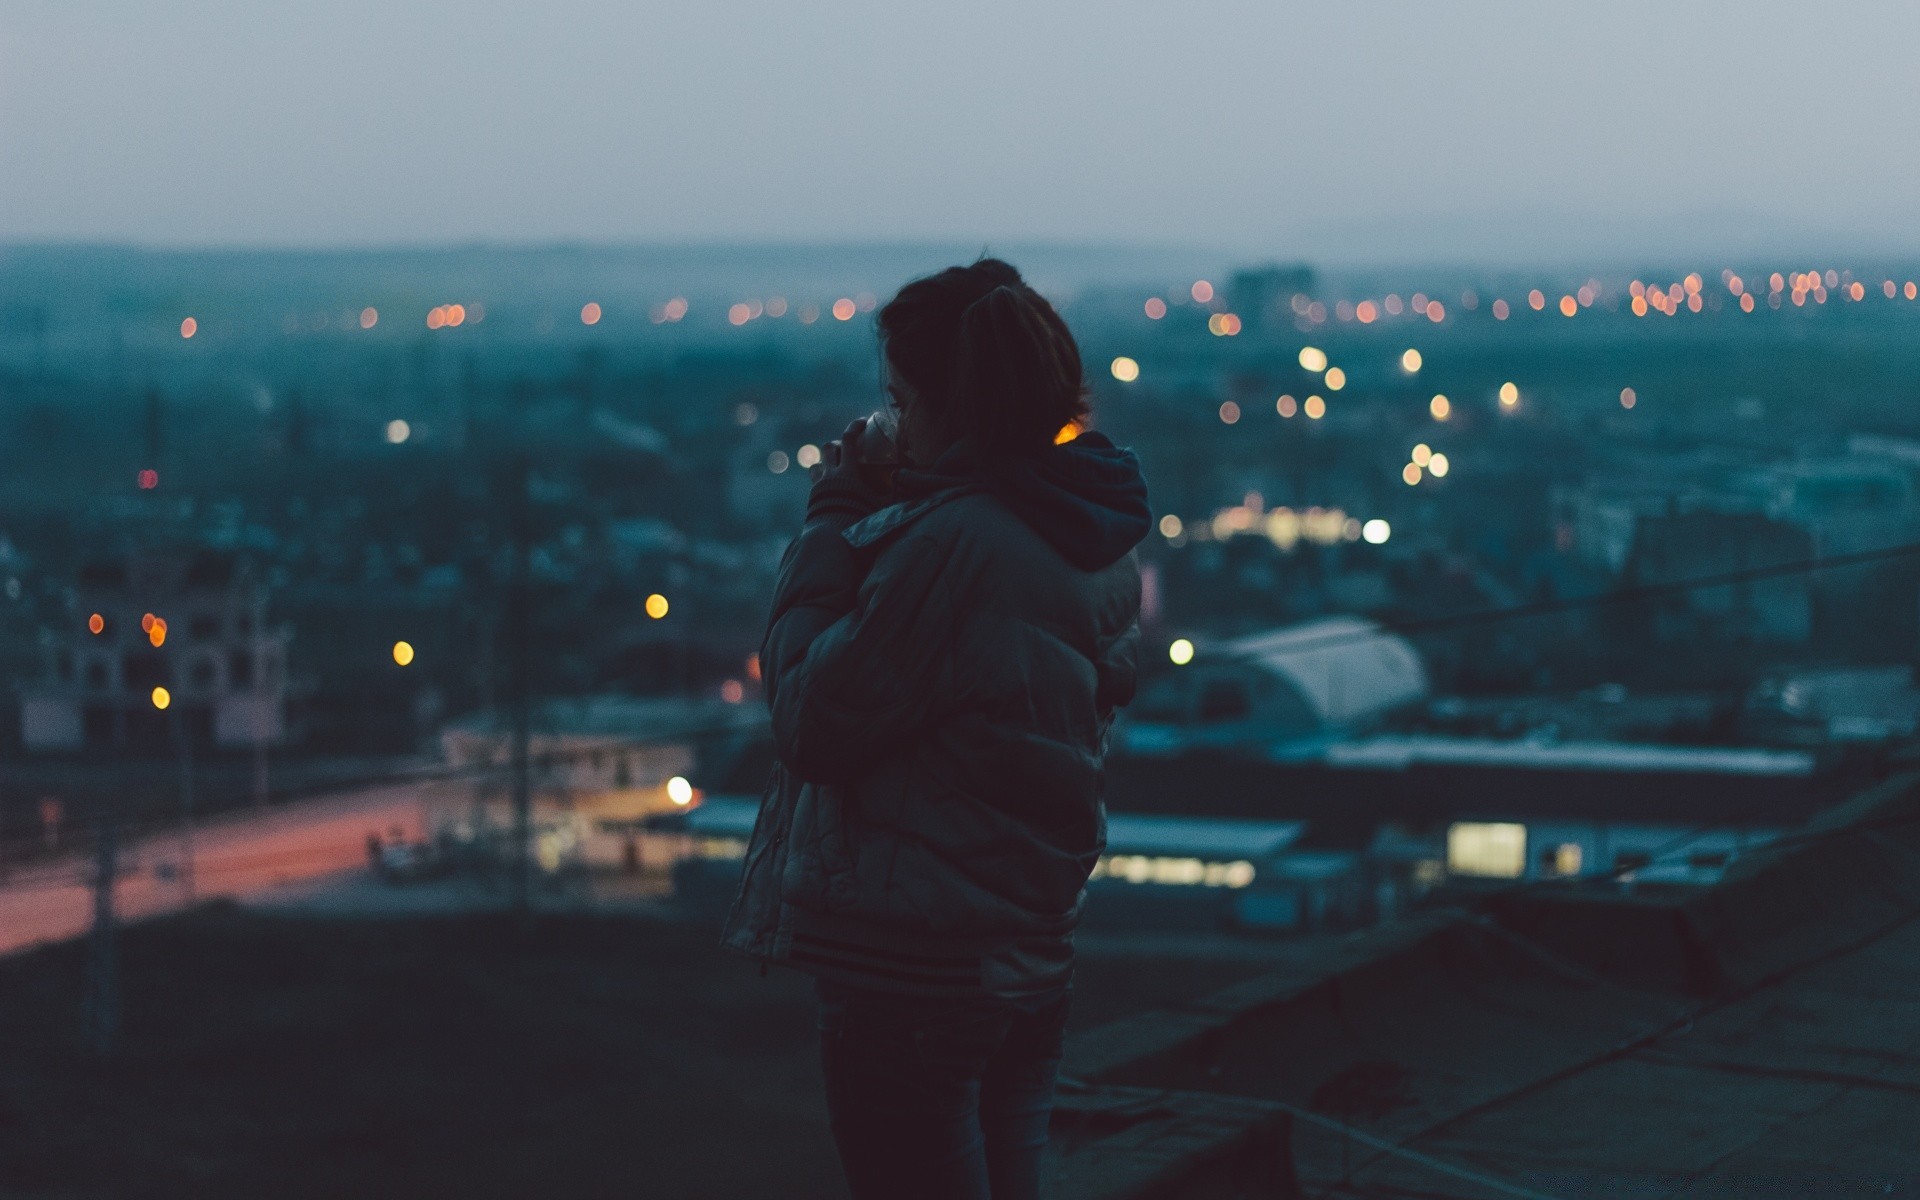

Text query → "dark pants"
[815,978,1071,1200]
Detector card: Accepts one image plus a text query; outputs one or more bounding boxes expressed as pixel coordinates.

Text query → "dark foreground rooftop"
[6,768,1919,1198]
[0,907,1289,1199]
[1067,769,1920,1197]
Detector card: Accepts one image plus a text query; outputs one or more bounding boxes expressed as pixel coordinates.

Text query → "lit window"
[1447,822,1526,878]
[1541,843,1582,876]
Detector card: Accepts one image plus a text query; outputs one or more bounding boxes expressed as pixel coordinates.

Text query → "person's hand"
[805,417,888,519]
[812,417,867,484]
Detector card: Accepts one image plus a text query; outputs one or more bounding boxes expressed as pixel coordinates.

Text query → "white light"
[386,419,411,444]
[1428,453,1450,478]
[667,776,694,806]
[795,444,821,469]
[1362,519,1391,545]
[1168,638,1195,666]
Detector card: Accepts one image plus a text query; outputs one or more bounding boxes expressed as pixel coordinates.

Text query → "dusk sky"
[5,1,1919,261]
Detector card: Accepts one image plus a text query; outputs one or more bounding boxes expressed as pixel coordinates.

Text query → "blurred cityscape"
[8,240,1920,1195]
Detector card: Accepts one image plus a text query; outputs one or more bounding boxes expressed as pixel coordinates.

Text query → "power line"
[1211,535,1920,662]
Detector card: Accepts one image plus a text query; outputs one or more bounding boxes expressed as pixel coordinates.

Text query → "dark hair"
[877,258,1089,456]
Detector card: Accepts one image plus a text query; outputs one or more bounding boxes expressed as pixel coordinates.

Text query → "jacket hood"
[896,431,1151,571]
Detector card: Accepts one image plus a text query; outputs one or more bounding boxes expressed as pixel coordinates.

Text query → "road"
[0,782,426,957]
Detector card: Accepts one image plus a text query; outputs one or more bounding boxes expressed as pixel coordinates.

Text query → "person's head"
[877,258,1089,467]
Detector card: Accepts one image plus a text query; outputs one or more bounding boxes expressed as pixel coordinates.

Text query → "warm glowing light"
[1356,300,1378,323]
[1499,381,1519,407]
[721,679,745,704]
[1298,346,1328,373]
[1324,367,1346,391]
[667,776,694,806]
[360,307,378,329]
[832,298,857,321]
[746,654,762,681]
[148,619,167,648]
[1159,515,1183,539]
[1190,280,1214,304]
[445,304,466,327]
[1850,281,1866,301]
[1402,463,1422,486]
[1620,387,1636,410]
[1559,295,1577,317]
[1276,394,1298,418]
[1218,401,1240,424]
[1110,356,1140,383]
[1303,395,1326,420]
[426,307,446,330]
[1632,296,1649,317]
[767,451,790,474]
[386,419,410,444]
[393,641,415,666]
[1411,443,1432,467]
[141,613,156,633]
[729,303,752,326]
[1429,394,1451,421]
[1362,519,1391,545]
[151,686,171,711]
[1428,453,1449,478]
[88,613,105,635]
[796,444,821,469]
[580,302,602,325]
[1401,349,1422,373]
[1492,298,1510,320]
[1054,422,1081,445]
[1144,297,1167,319]
[1907,283,1918,301]
[1168,638,1195,666]
[138,468,159,489]
[1740,293,1755,313]
[1426,301,1445,323]
[180,317,197,339]
[645,593,670,619]
[1528,289,1546,311]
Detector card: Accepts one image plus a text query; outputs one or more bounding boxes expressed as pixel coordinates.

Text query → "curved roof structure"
[1221,616,1427,728]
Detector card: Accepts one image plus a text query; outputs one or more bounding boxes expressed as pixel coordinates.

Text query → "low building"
[19,548,289,753]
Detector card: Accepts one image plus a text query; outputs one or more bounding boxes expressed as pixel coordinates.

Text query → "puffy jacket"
[721,431,1148,997]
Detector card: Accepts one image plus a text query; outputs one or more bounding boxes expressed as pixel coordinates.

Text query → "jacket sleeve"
[761,515,957,786]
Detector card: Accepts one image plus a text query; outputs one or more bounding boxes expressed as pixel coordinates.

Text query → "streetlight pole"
[507,454,533,918]
[171,703,196,904]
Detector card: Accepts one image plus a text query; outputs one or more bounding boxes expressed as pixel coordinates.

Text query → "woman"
[723,258,1149,1200]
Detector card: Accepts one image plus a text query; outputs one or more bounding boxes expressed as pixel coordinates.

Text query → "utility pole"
[172,706,196,904]
[82,819,120,1057]
[507,454,533,918]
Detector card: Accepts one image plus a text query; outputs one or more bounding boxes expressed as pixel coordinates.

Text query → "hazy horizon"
[7,2,1920,263]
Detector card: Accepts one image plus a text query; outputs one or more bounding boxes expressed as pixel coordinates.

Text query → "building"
[1225,263,1317,330]
[19,548,289,753]
[1624,510,1815,644]
[1120,617,1428,755]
